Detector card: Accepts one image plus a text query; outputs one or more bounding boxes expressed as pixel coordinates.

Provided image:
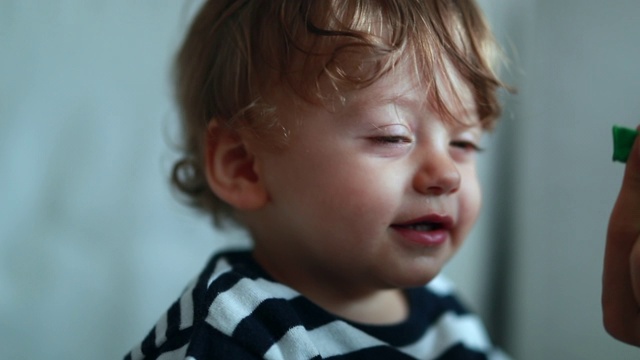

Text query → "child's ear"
[203,122,268,210]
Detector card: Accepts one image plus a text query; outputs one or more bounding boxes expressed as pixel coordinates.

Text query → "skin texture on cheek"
[452,163,481,246]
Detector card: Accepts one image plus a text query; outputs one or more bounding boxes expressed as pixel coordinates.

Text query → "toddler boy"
[126,0,512,358]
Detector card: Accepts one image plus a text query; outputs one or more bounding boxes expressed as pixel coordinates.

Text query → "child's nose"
[412,151,461,196]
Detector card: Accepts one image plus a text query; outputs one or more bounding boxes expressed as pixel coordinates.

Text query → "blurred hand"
[603,125,640,346]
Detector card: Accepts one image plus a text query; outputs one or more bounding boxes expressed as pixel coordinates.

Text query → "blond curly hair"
[171,0,506,226]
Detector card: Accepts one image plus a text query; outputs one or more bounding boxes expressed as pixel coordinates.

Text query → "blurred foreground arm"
[603,125,640,346]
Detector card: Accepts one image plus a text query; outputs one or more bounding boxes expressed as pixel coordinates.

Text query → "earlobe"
[204,122,269,210]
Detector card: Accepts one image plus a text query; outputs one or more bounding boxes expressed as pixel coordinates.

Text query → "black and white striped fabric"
[124,250,509,360]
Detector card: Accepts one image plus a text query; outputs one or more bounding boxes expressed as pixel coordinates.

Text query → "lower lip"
[392,227,449,247]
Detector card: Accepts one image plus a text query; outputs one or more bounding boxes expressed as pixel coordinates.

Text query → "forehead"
[336,58,478,123]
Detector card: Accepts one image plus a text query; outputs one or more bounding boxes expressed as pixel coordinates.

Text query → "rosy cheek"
[458,172,482,232]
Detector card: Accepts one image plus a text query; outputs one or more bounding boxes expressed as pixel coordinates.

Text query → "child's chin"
[387,270,441,289]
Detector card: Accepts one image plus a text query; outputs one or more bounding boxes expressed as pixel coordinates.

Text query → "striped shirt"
[124,250,509,360]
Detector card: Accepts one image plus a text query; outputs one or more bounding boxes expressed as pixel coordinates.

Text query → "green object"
[612,125,638,163]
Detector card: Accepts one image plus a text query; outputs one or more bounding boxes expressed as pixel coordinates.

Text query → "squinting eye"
[371,136,412,144]
[450,140,484,153]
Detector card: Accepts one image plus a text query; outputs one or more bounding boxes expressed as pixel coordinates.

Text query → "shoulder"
[124,249,287,360]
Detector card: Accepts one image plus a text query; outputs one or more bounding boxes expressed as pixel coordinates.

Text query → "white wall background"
[1,1,639,359]
[497,1,640,358]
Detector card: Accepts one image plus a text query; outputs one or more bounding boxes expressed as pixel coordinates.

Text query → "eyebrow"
[340,83,481,129]
[375,95,479,123]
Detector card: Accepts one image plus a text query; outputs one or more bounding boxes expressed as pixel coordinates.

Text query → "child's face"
[248,61,483,295]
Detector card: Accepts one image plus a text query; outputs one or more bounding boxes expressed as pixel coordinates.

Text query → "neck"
[320,288,409,325]
[252,248,409,325]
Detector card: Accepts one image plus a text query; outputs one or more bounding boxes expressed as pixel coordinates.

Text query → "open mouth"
[390,215,453,247]
[391,215,453,232]
[392,221,444,232]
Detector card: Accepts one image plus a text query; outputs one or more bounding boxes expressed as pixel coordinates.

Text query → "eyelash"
[450,140,484,153]
[370,137,484,153]
[371,136,412,144]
